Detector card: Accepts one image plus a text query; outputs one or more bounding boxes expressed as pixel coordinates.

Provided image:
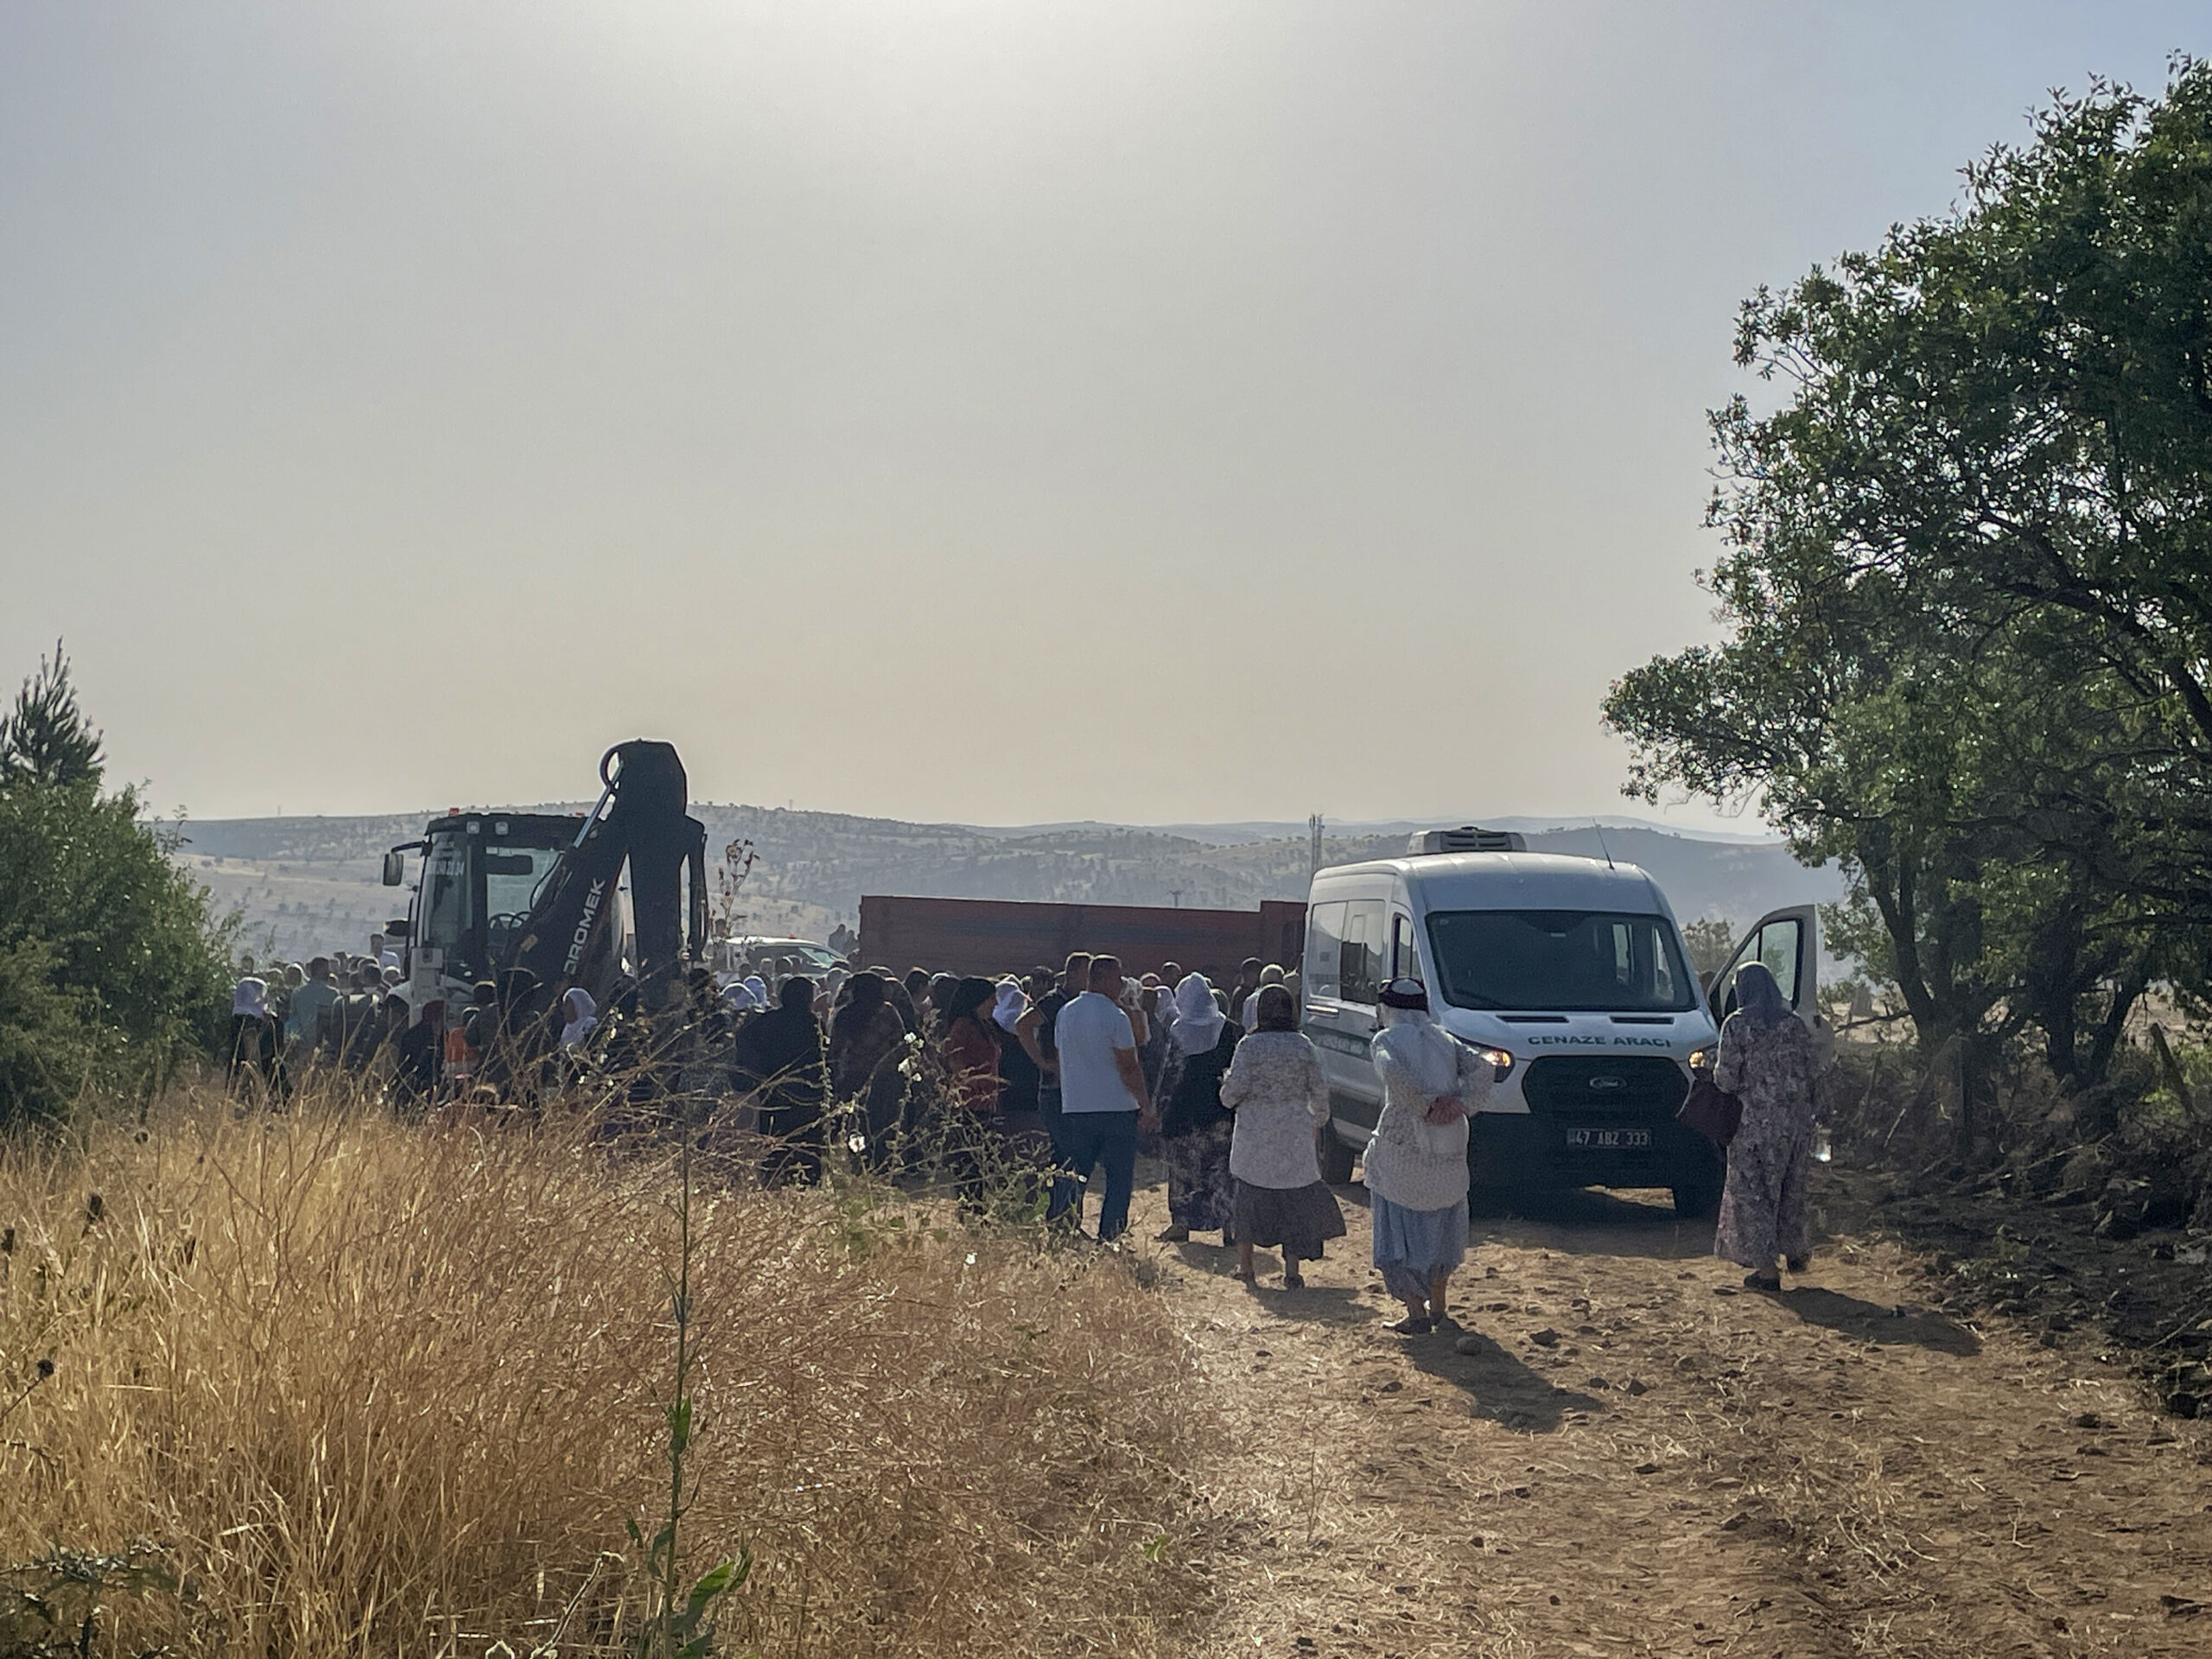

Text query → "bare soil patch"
[1137,1166,2212,1657]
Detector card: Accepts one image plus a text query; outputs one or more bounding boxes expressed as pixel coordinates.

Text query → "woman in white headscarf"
[1154,973,1241,1244]
[559,987,600,1050]
[1365,979,1493,1334]
[991,978,1046,1123]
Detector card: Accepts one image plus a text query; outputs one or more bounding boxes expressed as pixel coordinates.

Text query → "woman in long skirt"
[1154,974,1240,1243]
[1220,985,1345,1287]
[1712,962,1820,1290]
[1363,979,1492,1334]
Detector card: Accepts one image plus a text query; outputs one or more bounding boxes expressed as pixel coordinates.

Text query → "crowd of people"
[225,941,441,1105]
[223,934,1821,1331]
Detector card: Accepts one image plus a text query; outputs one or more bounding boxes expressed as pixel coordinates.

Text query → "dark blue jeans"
[1055,1109,1139,1240]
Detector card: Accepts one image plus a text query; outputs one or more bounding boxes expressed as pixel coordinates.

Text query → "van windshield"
[1426,910,1695,1013]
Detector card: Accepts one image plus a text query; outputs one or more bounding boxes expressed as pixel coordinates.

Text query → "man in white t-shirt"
[1052,954,1156,1241]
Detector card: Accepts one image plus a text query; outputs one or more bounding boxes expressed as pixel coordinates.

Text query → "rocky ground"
[1123,1168,2212,1657]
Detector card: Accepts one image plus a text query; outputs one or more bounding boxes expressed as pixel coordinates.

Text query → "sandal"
[1387,1315,1434,1335]
[1283,1272,1305,1289]
[1744,1272,1782,1293]
[1156,1224,1191,1243]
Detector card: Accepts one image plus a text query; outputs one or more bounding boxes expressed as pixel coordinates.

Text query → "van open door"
[1707,905,1831,1062]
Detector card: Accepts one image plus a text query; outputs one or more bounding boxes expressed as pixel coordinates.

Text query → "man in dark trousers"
[1049,956,1157,1242]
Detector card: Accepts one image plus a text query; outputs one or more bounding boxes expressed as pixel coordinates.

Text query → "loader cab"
[385,810,626,1005]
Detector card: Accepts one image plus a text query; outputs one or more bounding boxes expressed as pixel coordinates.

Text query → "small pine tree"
[0,646,232,1120]
[0,642,104,790]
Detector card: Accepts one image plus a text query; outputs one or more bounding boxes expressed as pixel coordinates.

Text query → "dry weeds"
[0,1089,1212,1656]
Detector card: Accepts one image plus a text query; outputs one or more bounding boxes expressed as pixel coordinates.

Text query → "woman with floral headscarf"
[1154,973,1241,1244]
[1221,984,1344,1287]
[1364,978,1492,1334]
[1713,961,1820,1290]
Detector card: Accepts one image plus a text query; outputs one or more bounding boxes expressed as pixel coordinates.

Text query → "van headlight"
[1472,1044,1514,1077]
[1688,1047,1713,1072]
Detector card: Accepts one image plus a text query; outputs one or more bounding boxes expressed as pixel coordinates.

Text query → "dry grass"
[0,1086,1213,1656]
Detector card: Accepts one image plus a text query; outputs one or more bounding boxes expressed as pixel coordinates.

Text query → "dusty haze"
[2,2,2196,824]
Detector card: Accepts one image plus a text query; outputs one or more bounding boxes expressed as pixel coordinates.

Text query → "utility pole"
[1168,887,1183,908]
[1308,812,1325,875]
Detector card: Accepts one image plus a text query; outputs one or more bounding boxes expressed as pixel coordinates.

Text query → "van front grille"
[1521,1056,1688,1127]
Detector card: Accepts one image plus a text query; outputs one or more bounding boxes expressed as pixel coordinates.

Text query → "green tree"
[0,642,104,789]
[1678,918,1737,982]
[1712,62,2212,909]
[1605,64,2212,1132]
[1605,549,2045,1137]
[0,649,235,1123]
[0,937,99,1122]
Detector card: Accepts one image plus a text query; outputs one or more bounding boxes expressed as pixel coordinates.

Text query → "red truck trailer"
[858,894,1307,982]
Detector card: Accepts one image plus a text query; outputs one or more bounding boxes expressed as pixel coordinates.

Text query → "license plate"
[1566,1128,1650,1150]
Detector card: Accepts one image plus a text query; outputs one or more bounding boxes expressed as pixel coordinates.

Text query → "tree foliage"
[0,648,233,1124]
[1605,60,2212,1116]
[0,642,104,789]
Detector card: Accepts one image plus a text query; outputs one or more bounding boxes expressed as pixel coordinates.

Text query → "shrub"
[0,650,235,1122]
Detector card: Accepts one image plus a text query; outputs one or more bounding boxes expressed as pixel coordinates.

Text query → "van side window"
[1649,925,1681,1006]
[1719,918,1803,1018]
[1339,900,1386,1006]
[1306,902,1345,1000]
[1391,913,1423,987]
[1755,918,1802,1005]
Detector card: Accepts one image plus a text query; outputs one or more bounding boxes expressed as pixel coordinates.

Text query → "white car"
[1306,830,1823,1217]
[710,936,844,986]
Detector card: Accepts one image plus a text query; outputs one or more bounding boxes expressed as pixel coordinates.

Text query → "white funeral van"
[1305,828,1825,1217]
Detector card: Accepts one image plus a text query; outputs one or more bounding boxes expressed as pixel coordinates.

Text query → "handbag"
[1677,1074,1742,1147]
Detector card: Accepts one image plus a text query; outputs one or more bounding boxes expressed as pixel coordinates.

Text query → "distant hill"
[170,805,1847,968]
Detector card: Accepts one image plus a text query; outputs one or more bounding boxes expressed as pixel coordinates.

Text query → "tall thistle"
[629,1128,750,1658]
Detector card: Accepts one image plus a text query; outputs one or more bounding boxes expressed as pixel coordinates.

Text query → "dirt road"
[1130,1173,2212,1657]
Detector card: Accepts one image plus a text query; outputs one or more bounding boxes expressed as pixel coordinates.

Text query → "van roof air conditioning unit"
[1408,825,1527,855]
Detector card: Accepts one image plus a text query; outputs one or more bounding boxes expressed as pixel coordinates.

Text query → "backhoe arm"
[509,740,708,1001]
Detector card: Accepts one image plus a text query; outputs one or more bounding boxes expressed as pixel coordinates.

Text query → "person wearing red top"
[939,976,1003,1116]
[938,976,1007,1204]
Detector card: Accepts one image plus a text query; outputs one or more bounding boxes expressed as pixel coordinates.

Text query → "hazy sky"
[3,3,2198,829]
